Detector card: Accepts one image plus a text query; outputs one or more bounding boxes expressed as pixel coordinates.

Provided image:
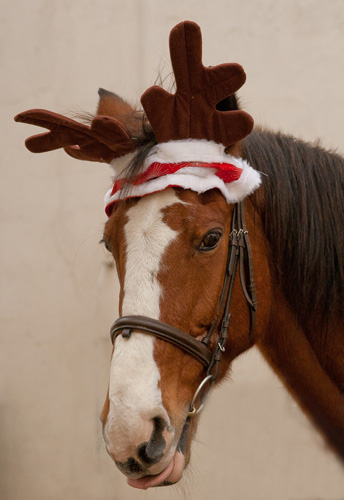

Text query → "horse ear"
[97,88,135,116]
[215,95,240,112]
[97,88,143,137]
[215,95,243,157]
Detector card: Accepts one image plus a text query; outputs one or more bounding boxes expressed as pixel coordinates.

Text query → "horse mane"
[243,128,344,327]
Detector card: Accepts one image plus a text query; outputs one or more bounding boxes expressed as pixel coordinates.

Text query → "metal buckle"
[188,374,214,418]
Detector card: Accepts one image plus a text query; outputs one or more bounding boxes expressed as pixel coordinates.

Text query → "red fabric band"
[109,161,242,198]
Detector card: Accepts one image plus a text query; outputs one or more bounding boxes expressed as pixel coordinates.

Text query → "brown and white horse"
[15,21,344,490]
[97,106,344,489]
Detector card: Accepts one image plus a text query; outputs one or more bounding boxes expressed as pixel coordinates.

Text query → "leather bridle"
[110,201,257,417]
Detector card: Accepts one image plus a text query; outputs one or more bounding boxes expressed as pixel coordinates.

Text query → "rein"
[110,200,257,417]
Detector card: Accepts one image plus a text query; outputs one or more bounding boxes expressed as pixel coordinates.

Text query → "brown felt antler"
[15,22,253,164]
[14,105,136,163]
[141,21,253,146]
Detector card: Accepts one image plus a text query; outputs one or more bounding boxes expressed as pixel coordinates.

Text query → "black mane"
[243,128,344,325]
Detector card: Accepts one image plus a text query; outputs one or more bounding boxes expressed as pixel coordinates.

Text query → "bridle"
[110,201,257,416]
[110,201,257,417]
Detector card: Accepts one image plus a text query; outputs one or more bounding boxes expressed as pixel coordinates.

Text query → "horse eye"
[100,238,112,253]
[198,230,222,251]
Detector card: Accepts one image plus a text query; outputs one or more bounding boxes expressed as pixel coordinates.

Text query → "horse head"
[15,21,270,488]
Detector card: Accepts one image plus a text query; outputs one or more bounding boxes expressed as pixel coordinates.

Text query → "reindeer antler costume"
[15,21,261,214]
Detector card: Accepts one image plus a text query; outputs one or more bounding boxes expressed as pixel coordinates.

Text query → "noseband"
[110,201,257,417]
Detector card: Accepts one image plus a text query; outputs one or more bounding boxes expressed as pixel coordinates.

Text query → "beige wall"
[2,1,344,499]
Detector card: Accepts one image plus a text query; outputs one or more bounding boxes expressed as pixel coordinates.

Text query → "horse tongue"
[127,458,175,490]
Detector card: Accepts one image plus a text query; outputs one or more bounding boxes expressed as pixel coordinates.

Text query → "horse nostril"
[115,456,146,476]
[137,416,168,465]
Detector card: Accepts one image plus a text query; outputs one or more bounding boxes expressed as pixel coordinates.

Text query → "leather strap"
[111,315,213,367]
[237,202,257,335]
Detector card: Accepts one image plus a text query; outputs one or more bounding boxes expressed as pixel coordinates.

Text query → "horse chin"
[127,450,185,489]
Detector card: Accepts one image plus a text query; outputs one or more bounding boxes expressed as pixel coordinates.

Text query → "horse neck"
[258,284,344,461]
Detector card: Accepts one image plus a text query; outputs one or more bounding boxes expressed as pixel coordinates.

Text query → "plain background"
[2,1,344,499]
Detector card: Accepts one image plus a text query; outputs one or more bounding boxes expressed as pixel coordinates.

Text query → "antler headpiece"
[15,21,261,215]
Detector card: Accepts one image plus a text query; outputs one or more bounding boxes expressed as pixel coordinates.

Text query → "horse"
[15,21,344,490]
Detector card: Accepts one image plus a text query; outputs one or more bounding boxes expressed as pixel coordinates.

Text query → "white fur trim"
[104,139,261,211]
[145,139,233,164]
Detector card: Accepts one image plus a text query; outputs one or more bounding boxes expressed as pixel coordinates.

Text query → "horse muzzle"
[102,408,190,489]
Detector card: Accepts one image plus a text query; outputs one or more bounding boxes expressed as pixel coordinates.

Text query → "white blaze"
[105,190,180,460]
[122,190,178,318]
